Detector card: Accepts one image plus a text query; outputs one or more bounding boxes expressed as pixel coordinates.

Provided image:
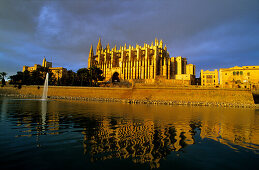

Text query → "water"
[42,73,48,100]
[0,97,258,169]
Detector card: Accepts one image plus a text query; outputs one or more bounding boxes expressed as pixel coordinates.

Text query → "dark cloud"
[0,0,258,77]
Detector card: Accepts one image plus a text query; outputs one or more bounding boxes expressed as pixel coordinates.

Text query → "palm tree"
[0,72,7,86]
[0,72,7,79]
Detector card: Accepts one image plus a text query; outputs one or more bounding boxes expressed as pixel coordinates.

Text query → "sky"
[0,0,259,77]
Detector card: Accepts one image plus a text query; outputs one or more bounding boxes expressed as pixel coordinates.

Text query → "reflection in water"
[0,98,258,169]
[41,100,47,131]
[80,118,206,168]
[0,98,7,121]
[82,120,179,168]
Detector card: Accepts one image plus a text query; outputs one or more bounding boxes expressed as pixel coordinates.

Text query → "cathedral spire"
[88,44,94,68]
[155,38,159,46]
[164,44,167,51]
[107,43,110,51]
[90,44,94,53]
[96,37,102,53]
[159,39,163,48]
[89,44,93,55]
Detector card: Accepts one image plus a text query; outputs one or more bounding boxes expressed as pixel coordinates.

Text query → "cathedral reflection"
[81,118,202,168]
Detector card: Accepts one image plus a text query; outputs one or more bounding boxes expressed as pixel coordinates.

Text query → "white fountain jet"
[42,73,49,100]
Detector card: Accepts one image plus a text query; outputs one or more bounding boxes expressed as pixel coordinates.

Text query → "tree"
[77,68,90,86]
[9,72,23,85]
[23,70,31,85]
[88,66,104,86]
[31,69,43,85]
[0,72,7,79]
[76,67,104,86]
[9,68,56,86]
[0,72,7,86]
[61,70,76,86]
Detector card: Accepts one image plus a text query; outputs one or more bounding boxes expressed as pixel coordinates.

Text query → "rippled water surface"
[0,97,258,169]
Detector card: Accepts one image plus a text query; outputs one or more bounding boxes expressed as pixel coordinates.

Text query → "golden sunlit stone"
[220,66,259,88]
[201,69,219,86]
[22,57,67,80]
[88,38,196,84]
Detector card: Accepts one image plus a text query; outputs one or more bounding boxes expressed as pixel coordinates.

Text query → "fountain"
[41,73,48,132]
[42,73,49,100]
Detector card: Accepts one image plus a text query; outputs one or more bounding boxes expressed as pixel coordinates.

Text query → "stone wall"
[0,86,255,107]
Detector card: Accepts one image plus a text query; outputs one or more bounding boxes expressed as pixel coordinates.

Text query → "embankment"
[0,86,255,107]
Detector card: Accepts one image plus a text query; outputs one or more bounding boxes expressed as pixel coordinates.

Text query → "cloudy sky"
[0,0,258,77]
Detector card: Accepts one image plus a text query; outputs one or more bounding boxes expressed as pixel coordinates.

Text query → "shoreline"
[0,92,256,108]
[0,85,256,108]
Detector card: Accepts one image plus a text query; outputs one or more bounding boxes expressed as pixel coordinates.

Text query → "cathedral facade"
[88,38,195,83]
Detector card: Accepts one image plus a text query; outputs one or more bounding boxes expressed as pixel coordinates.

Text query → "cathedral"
[88,38,195,84]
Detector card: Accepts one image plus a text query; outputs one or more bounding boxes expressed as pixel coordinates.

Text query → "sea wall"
[0,86,255,107]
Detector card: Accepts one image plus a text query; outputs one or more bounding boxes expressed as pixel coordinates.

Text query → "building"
[88,38,195,84]
[23,58,67,81]
[22,64,42,72]
[200,69,219,86]
[219,66,259,89]
[175,63,196,84]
